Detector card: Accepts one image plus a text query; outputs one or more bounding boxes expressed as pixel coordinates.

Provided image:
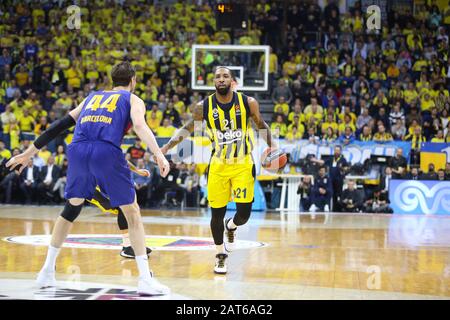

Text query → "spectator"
[271,115,287,139]
[391,119,407,140]
[389,101,405,127]
[127,138,146,164]
[273,96,289,116]
[271,79,293,104]
[363,188,393,213]
[19,160,40,204]
[338,114,356,135]
[404,126,426,164]
[373,124,393,142]
[34,116,49,135]
[37,145,51,164]
[18,108,35,132]
[155,161,185,207]
[356,107,372,130]
[0,148,20,203]
[445,163,450,180]
[37,155,61,204]
[156,118,177,138]
[52,158,68,203]
[181,164,200,207]
[404,166,421,180]
[431,129,445,142]
[54,145,66,167]
[303,126,319,144]
[321,88,339,109]
[304,97,324,115]
[358,125,373,141]
[379,166,393,200]
[338,126,356,145]
[1,105,16,136]
[322,127,337,143]
[309,166,332,213]
[133,159,151,207]
[286,125,303,141]
[437,169,446,181]
[162,102,181,127]
[388,148,408,178]
[297,175,313,212]
[422,163,439,180]
[340,179,363,212]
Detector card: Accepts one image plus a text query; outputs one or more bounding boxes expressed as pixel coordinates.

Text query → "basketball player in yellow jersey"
[160,67,277,274]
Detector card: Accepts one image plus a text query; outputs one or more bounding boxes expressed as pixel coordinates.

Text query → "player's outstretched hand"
[6,153,31,174]
[156,154,170,178]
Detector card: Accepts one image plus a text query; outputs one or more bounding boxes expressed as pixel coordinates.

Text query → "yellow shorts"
[207,156,255,208]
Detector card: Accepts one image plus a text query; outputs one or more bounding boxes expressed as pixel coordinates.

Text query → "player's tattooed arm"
[161,101,203,154]
[127,160,150,177]
[248,97,277,149]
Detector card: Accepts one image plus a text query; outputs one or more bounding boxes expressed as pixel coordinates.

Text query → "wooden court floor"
[0,205,448,300]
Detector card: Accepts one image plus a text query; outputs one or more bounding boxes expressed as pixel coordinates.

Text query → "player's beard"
[216,84,231,96]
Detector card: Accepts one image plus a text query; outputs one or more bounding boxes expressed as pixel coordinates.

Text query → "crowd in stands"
[294,147,450,213]
[0,0,449,209]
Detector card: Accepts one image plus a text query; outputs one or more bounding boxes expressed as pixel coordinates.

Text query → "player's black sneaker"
[224,218,236,252]
[214,253,228,274]
[120,246,152,259]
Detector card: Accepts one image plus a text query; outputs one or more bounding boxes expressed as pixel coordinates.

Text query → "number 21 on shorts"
[233,187,247,199]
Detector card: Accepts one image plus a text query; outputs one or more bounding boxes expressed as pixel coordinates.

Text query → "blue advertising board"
[389,179,450,215]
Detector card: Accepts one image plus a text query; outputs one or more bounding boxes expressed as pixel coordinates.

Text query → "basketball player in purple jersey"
[7,62,170,296]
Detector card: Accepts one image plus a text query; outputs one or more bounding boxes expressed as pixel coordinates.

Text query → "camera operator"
[297,175,313,212]
[340,179,363,212]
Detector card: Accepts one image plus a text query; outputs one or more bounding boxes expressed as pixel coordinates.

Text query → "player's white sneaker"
[137,274,170,296]
[214,253,228,274]
[324,205,330,212]
[224,218,236,253]
[309,204,317,212]
[36,269,56,288]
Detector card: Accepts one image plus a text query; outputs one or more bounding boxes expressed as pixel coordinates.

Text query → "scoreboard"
[215,3,248,30]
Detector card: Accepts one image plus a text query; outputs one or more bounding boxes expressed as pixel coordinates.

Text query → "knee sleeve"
[233,202,252,226]
[60,201,83,223]
[210,206,227,245]
[117,209,128,231]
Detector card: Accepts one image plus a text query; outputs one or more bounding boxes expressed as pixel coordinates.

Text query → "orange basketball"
[261,148,288,172]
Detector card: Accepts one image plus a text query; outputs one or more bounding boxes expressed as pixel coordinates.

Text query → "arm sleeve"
[33,114,76,149]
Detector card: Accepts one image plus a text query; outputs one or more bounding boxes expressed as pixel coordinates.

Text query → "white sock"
[216,244,225,254]
[42,245,60,272]
[227,219,237,230]
[135,255,152,279]
[122,233,131,247]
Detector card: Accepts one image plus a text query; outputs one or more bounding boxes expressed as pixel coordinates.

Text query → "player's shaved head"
[111,61,136,88]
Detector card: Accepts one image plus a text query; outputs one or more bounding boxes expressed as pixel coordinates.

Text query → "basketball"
[261,148,288,172]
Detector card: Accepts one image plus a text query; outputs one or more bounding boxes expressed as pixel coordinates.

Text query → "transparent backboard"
[191,45,270,92]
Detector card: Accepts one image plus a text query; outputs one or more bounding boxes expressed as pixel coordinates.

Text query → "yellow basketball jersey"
[204,92,254,161]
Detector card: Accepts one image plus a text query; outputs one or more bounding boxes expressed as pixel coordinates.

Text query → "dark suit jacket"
[404,173,420,180]
[20,166,41,184]
[39,165,61,183]
[379,174,393,191]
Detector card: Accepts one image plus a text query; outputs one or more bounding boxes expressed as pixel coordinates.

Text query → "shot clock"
[215,3,248,30]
